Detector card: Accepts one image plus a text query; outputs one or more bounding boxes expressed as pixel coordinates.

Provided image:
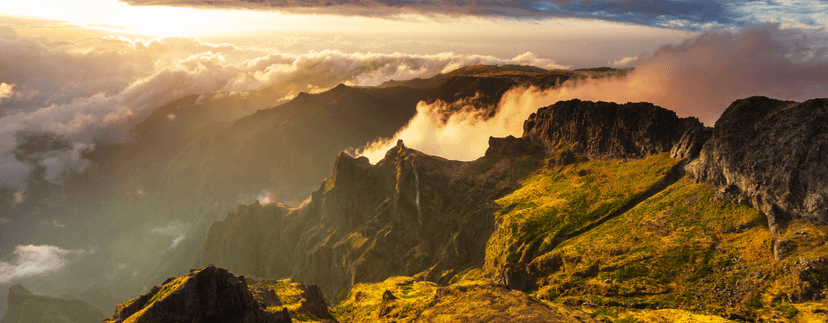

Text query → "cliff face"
[523,99,703,160]
[1,285,106,323]
[192,96,828,321]
[198,140,535,302]
[688,96,828,232]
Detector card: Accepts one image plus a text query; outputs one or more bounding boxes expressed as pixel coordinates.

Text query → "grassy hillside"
[477,150,828,322]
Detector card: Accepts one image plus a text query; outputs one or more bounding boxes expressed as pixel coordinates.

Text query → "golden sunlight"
[1,0,280,36]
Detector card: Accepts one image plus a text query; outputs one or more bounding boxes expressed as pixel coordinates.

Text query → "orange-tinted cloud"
[543,24,828,125]
[358,24,828,163]
[0,32,568,189]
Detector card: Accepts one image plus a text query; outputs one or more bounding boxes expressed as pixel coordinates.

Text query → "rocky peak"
[688,96,828,233]
[105,265,271,323]
[523,99,703,160]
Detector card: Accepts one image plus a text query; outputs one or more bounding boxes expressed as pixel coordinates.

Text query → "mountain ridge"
[187,95,828,322]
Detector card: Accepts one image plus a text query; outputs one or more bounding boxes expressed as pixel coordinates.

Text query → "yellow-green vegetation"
[475,148,828,321]
[340,232,369,251]
[487,152,680,271]
[121,275,190,323]
[249,278,325,323]
[536,176,772,307]
[337,276,437,322]
[335,276,597,322]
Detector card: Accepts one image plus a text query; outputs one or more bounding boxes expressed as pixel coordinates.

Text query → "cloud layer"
[120,0,828,32]
[0,31,567,191]
[358,24,828,162]
[541,24,828,125]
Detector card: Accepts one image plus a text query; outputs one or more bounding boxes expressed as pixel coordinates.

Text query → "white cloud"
[257,190,276,205]
[608,56,639,68]
[0,245,77,283]
[511,52,570,70]
[0,32,569,190]
[358,24,828,162]
[0,83,15,101]
[150,221,189,250]
[358,85,556,163]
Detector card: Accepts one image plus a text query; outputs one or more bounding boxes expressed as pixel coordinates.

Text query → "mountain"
[1,285,106,323]
[102,265,289,323]
[191,96,828,322]
[3,64,621,317]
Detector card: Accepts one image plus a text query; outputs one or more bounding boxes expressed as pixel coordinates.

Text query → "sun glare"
[0,0,274,36]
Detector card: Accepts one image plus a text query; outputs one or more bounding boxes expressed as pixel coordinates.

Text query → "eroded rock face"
[688,96,828,232]
[523,99,704,160]
[198,140,534,302]
[106,265,269,323]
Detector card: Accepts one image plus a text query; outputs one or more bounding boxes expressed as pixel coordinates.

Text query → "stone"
[688,96,828,232]
[523,99,703,160]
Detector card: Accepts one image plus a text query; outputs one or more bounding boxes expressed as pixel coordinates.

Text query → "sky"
[0,0,827,314]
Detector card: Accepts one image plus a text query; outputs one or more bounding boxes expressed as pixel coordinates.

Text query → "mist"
[541,24,828,126]
[358,24,828,163]
[0,31,568,192]
[0,29,578,316]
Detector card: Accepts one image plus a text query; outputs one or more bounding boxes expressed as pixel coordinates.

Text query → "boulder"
[688,96,828,232]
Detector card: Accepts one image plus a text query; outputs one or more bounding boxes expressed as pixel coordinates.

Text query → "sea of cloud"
[0,30,568,192]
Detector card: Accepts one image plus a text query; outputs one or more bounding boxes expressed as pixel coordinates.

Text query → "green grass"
[774,303,799,319]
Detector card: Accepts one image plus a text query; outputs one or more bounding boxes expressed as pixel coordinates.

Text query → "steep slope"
[197,96,828,322]
[197,99,702,300]
[1,285,106,323]
[198,139,540,302]
[0,65,624,320]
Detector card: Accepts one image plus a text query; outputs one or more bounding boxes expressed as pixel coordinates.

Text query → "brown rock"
[688,96,828,232]
[107,265,270,323]
[523,99,703,160]
[301,285,333,319]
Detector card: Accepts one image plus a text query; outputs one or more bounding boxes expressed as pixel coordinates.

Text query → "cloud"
[257,190,276,206]
[608,56,638,68]
[0,83,15,101]
[0,32,565,190]
[358,85,556,162]
[358,24,828,162]
[150,221,190,250]
[536,24,828,125]
[0,245,77,283]
[119,0,828,32]
[511,52,570,70]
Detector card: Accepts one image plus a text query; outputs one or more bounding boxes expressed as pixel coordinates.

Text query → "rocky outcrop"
[105,265,273,323]
[523,99,704,160]
[198,140,535,302]
[1,285,106,323]
[670,122,711,159]
[688,96,828,232]
[484,135,540,157]
[301,285,333,319]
